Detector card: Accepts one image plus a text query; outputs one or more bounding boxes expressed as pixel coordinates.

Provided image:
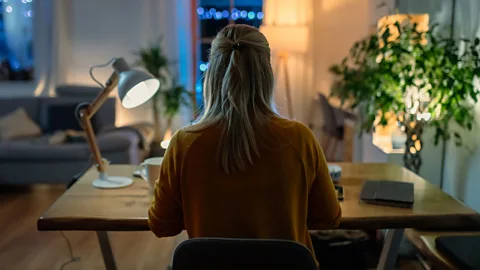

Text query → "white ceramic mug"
[141,157,163,195]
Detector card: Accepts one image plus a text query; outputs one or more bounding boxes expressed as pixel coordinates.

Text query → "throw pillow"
[0,107,42,140]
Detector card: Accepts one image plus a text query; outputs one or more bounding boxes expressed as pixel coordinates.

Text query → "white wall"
[66,0,193,129]
[311,0,374,97]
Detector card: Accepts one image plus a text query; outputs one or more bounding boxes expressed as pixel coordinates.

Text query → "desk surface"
[38,163,480,231]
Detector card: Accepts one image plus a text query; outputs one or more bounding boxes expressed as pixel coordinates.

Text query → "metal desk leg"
[377,229,404,270]
[96,231,117,270]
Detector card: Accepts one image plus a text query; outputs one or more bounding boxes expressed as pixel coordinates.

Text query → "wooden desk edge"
[339,214,480,230]
[37,217,150,231]
[37,213,480,232]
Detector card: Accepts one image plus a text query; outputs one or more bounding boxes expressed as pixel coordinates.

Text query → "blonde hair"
[187,24,277,174]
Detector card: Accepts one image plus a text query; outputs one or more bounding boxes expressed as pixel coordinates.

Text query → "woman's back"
[148,24,341,262]
[148,117,342,254]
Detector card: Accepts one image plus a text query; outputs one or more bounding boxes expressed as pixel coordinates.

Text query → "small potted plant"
[160,77,191,149]
[134,38,191,152]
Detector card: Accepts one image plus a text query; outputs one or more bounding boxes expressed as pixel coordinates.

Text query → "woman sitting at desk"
[148,24,341,262]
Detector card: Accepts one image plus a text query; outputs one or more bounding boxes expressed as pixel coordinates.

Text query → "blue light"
[199,63,207,72]
[197,7,262,21]
[26,10,32,17]
[196,83,203,93]
[12,61,20,70]
[222,10,229,18]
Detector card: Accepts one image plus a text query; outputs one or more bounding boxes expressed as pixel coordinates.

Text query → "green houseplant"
[160,77,190,148]
[134,38,191,145]
[329,15,480,173]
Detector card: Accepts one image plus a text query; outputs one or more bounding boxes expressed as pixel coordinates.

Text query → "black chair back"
[172,238,318,270]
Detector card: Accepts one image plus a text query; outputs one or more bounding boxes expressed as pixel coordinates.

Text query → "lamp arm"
[78,71,119,174]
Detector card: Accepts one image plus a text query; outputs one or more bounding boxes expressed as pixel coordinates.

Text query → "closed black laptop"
[360,180,414,208]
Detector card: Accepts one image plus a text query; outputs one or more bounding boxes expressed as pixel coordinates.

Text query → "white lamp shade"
[260,25,309,53]
[117,69,160,109]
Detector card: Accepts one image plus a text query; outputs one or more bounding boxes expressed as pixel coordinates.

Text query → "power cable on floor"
[59,231,81,270]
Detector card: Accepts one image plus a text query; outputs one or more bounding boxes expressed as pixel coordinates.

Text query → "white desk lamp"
[77,57,160,189]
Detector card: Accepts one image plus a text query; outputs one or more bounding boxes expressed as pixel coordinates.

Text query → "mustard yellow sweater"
[148,117,342,257]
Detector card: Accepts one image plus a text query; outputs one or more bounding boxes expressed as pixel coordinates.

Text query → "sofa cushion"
[56,84,102,99]
[0,107,42,140]
[44,103,100,133]
[37,97,116,133]
[0,130,132,161]
[0,97,39,123]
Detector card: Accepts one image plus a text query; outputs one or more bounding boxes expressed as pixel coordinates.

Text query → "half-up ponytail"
[186,24,277,174]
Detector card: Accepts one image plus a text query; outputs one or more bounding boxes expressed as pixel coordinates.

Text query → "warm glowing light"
[160,140,170,149]
[260,25,309,53]
[322,0,356,12]
[121,79,159,109]
[161,128,172,149]
[377,14,429,45]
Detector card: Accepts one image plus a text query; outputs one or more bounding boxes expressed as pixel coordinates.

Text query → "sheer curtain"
[454,0,480,39]
[30,0,70,96]
[2,1,33,71]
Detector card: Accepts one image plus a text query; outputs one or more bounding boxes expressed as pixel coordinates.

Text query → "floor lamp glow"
[260,25,308,118]
[77,57,160,189]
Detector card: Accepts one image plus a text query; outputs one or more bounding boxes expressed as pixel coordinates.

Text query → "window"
[0,0,34,81]
[194,0,264,109]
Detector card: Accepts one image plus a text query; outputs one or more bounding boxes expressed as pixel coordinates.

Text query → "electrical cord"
[89,57,117,88]
[59,231,81,270]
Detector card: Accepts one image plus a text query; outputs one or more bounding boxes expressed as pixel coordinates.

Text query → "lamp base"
[92,176,133,189]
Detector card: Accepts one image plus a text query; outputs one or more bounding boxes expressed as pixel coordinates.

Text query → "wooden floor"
[0,185,423,270]
[0,185,181,270]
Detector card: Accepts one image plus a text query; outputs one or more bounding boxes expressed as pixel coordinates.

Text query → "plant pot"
[402,121,424,174]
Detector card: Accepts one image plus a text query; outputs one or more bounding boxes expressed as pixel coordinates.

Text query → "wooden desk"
[38,164,480,270]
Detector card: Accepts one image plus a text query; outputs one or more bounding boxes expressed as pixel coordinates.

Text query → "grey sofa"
[0,96,153,184]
